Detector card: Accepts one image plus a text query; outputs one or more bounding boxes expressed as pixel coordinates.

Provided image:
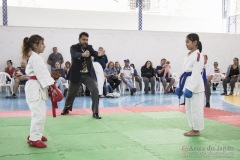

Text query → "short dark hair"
[161,58,166,62]
[53,47,57,49]
[79,32,89,39]
[65,61,71,66]
[7,60,13,65]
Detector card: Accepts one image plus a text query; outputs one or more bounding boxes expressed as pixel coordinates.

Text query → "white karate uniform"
[25,51,54,141]
[93,62,105,95]
[204,63,215,78]
[182,49,205,131]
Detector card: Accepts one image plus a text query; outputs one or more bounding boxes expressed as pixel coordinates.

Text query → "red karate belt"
[28,76,63,117]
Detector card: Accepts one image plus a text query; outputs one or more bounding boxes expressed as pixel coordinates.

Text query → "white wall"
[0,26,239,75]
[0,7,224,33]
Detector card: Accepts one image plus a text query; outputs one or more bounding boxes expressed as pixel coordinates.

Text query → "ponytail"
[198,41,202,53]
[187,33,202,53]
[22,37,30,59]
[21,35,44,59]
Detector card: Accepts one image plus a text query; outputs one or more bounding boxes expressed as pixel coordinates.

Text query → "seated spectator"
[7,61,28,98]
[94,47,108,69]
[212,62,221,91]
[104,61,121,92]
[141,61,156,94]
[47,47,64,70]
[120,59,136,95]
[5,60,15,81]
[130,63,142,91]
[203,55,214,108]
[163,61,171,79]
[115,61,122,76]
[214,62,220,73]
[64,61,71,80]
[221,57,240,96]
[51,61,66,94]
[156,58,175,94]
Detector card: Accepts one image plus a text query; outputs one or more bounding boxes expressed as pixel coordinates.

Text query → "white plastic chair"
[0,72,14,96]
[141,77,156,93]
[234,76,240,95]
[62,80,69,89]
[120,78,135,95]
[211,73,225,91]
[18,84,25,93]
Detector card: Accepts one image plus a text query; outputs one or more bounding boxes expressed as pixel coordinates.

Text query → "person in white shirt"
[93,62,105,97]
[175,33,205,136]
[120,59,136,95]
[203,55,214,108]
[22,35,58,148]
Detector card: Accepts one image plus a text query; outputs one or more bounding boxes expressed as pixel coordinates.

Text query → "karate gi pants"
[27,99,47,141]
[185,92,204,131]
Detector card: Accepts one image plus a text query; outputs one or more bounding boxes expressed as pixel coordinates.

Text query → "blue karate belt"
[178,72,192,99]
[202,68,208,85]
[177,68,207,100]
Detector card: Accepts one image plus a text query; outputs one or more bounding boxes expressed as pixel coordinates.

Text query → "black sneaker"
[130,88,136,96]
[220,92,227,96]
[12,94,17,98]
[205,103,210,108]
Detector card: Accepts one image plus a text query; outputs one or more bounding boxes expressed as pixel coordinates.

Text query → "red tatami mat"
[0,106,239,127]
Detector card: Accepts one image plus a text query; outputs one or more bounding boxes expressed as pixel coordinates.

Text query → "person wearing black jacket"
[141,61,156,94]
[94,47,108,69]
[61,32,104,119]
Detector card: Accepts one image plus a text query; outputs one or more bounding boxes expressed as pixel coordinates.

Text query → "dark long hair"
[22,35,44,59]
[144,61,153,69]
[187,33,202,53]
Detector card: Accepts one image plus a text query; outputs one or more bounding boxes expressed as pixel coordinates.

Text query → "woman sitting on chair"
[141,61,156,94]
[5,60,15,83]
[221,57,240,96]
[212,62,221,91]
[104,61,121,92]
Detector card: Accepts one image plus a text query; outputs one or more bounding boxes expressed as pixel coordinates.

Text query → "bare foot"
[184,130,200,136]
[183,130,193,136]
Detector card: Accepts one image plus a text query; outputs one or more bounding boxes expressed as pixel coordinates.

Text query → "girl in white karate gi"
[175,33,205,136]
[22,35,57,148]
